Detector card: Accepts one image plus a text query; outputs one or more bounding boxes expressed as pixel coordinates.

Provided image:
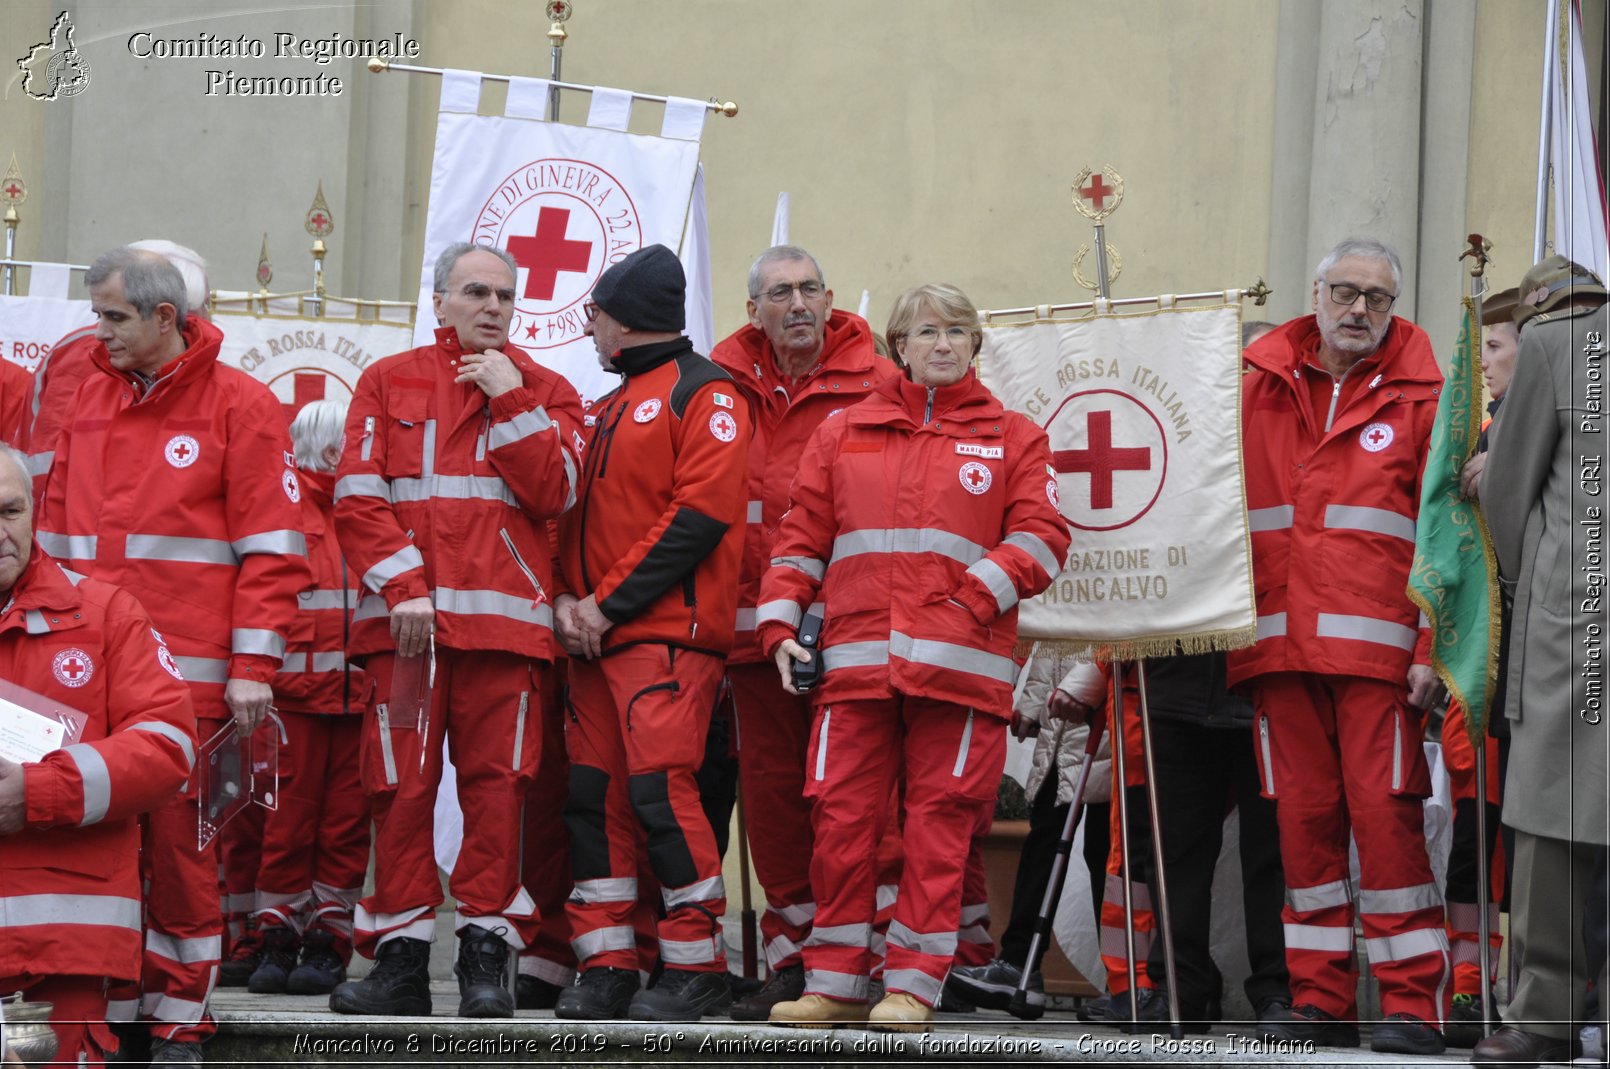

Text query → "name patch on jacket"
[955,443,1004,459]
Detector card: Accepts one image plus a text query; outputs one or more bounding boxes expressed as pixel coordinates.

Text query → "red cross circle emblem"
[1045,389,1168,531]
[165,435,200,468]
[52,647,94,688]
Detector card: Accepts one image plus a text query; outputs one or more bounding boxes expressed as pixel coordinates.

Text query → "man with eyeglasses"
[1231,238,1450,1055]
[707,246,898,1020]
[329,241,584,1019]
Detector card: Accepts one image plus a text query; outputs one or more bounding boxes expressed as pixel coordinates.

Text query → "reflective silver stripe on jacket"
[233,529,308,556]
[1315,612,1417,650]
[22,610,49,634]
[146,931,223,965]
[771,555,826,582]
[173,656,230,684]
[883,967,943,1005]
[733,607,757,631]
[64,743,111,826]
[35,531,98,559]
[807,922,872,947]
[1281,922,1355,953]
[127,721,195,772]
[334,474,391,502]
[0,892,142,932]
[435,587,554,627]
[125,534,237,565]
[1002,531,1064,575]
[391,474,518,507]
[231,628,285,659]
[279,651,348,674]
[1285,878,1351,913]
[1256,613,1287,640]
[1323,504,1417,543]
[821,641,890,672]
[746,499,763,524]
[966,557,1017,614]
[487,406,554,450]
[1248,506,1295,532]
[803,968,869,1001]
[25,450,52,476]
[890,631,1017,685]
[660,936,723,965]
[753,600,802,630]
[299,589,352,611]
[363,544,425,593]
[829,527,986,566]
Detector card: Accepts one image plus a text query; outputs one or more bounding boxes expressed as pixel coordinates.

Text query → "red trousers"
[1,974,116,1067]
[254,714,369,951]
[563,645,727,973]
[1251,673,1451,1022]
[954,803,997,968]
[217,800,264,955]
[519,666,578,987]
[353,648,543,956]
[1440,702,1505,994]
[802,697,1005,1008]
[1099,788,1156,995]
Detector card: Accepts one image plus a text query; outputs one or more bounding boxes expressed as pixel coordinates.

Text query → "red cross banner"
[412,70,711,406]
[215,310,414,423]
[980,301,1256,657]
[0,293,94,374]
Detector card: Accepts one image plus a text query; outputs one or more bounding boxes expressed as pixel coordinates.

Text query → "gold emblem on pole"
[1,155,27,208]
[256,233,273,290]
[1071,167,1123,222]
[305,182,334,238]
[1072,242,1122,293]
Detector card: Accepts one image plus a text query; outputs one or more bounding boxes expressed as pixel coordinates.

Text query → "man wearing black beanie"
[553,244,752,1022]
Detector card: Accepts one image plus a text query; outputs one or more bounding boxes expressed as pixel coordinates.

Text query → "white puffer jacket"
[1019,651,1112,806]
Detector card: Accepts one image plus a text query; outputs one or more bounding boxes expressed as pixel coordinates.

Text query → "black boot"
[516,974,566,1010]
[218,929,262,987]
[287,928,348,995]
[628,968,732,1021]
[329,937,433,1016]
[555,967,640,1020]
[454,924,514,1018]
[247,926,299,993]
[730,963,805,1021]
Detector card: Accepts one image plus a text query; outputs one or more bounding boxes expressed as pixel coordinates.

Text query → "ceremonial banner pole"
[1533,0,1561,261]
[546,1,570,121]
[365,56,739,119]
[2,155,22,296]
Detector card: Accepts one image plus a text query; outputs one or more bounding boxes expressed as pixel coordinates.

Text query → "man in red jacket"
[709,246,898,1019]
[553,244,750,1022]
[331,242,583,1020]
[1234,238,1449,1056]
[0,358,31,449]
[35,246,308,1067]
[0,444,197,1067]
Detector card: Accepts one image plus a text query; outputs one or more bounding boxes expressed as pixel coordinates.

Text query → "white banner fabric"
[413,74,706,407]
[1550,0,1609,281]
[213,311,414,418]
[980,304,1255,656]
[0,294,94,373]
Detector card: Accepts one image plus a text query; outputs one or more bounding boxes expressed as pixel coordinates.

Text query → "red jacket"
[0,547,196,980]
[711,311,897,662]
[35,317,310,719]
[273,469,365,714]
[335,327,584,659]
[558,338,750,657]
[0,357,32,450]
[756,370,1071,717]
[1228,315,1439,688]
[22,326,96,496]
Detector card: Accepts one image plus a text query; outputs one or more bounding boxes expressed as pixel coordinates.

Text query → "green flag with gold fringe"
[1407,298,1501,744]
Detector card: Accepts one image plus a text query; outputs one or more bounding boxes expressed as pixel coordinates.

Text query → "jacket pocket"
[500,528,546,604]
[1254,713,1277,799]
[384,392,432,479]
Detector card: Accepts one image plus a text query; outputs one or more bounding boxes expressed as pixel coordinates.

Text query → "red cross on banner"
[1053,410,1152,509]
[281,372,327,422]
[507,207,593,301]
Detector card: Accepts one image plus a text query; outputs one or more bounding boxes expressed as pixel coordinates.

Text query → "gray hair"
[1241,320,1277,348]
[289,399,349,473]
[433,242,518,293]
[129,239,209,310]
[747,245,824,299]
[85,246,190,328]
[0,445,32,503]
[1315,238,1403,294]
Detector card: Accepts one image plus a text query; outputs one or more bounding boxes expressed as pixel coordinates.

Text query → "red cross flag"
[214,310,414,423]
[980,302,1255,658]
[412,70,712,406]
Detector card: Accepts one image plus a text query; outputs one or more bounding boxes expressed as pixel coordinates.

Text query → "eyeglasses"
[906,325,973,346]
[582,300,598,324]
[758,280,826,305]
[1326,282,1397,313]
[453,282,516,305]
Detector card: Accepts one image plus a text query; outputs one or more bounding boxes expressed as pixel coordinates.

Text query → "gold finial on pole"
[1460,233,1493,279]
[1071,166,1124,298]
[305,183,334,317]
[1246,277,1273,306]
[1,154,26,297]
[255,233,273,300]
[546,0,573,120]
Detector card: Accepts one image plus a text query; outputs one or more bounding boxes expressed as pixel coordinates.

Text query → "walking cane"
[1007,702,1109,1020]
[1135,663,1184,1040]
[1474,736,1494,1039]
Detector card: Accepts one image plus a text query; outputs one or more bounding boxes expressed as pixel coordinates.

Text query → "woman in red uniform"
[757,283,1069,1031]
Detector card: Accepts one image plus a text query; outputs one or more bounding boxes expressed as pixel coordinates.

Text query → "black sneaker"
[149,1038,205,1067]
[329,936,433,1016]
[454,924,514,1018]
[1121,985,1210,1034]
[516,974,566,1010]
[1076,993,1112,1023]
[730,963,804,1021]
[555,967,640,1020]
[287,929,348,996]
[1262,1002,1360,1047]
[1254,994,1293,1024]
[935,985,976,1013]
[246,926,299,993]
[1443,992,1487,1049]
[945,958,1045,1012]
[217,932,262,987]
[628,968,733,1022]
[1370,1012,1446,1055]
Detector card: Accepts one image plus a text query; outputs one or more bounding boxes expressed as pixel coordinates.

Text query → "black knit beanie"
[591,244,685,332]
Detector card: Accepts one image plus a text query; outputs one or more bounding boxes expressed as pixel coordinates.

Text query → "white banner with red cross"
[0,294,94,374]
[412,70,711,408]
[980,301,1256,657]
[214,311,414,425]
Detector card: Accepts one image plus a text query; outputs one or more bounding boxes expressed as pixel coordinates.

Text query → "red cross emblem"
[1079,173,1114,214]
[2,183,21,200]
[507,207,593,301]
[165,434,200,468]
[52,647,94,688]
[1053,410,1152,510]
[280,371,327,423]
[959,461,993,495]
[1359,421,1394,452]
[310,212,329,230]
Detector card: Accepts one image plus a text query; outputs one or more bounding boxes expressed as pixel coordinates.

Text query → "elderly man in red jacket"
[0,444,197,1067]
[1235,238,1449,1056]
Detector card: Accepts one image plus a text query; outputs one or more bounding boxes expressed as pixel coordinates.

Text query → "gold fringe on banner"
[1017,623,1258,668]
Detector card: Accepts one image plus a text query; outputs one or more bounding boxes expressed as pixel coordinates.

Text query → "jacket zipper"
[625,680,679,733]
[684,574,698,641]
[475,408,490,461]
[361,416,376,461]
[1258,715,1276,795]
[952,709,975,777]
[1391,709,1403,791]
[924,387,935,424]
[814,707,832,781]
[578,398,629,591]
[500,528,544,604]
[511,690,529,771]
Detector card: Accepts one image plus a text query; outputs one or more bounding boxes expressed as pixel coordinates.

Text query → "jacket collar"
[1244,315,1442,391]
[0,546,83,629]
[92,316,226,400]
[711,311,880,389]
[852,367,1001,427]
[299,468,335,512]
[611,337,693,378]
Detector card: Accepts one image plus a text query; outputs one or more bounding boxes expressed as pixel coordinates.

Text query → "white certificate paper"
[0,694,70,763]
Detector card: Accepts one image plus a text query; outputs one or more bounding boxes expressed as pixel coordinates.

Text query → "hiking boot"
[149,1038,205,1067]
[1370,1012,1445,1056]
[1261,1002,1360,1048]
[454,924,514,1018]
[945,957,1044,1012]
[770,993,867,1028]
[218,932,262,987]
[329,936,433,1016]
[516,974,566,1010]
[730,963,805,1021]
[555,967,639,1020]
[1444,992,1487,1048]
[869,991,934,1033]
[246,926,299,993]
[628,968,732,1022]
[286,929,347,996]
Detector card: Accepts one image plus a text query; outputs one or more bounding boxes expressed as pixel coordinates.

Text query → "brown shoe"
[732,964,805,1021]
[769,993,867,1029]
[869,992,934,1033]
[1470,1025,1581,1067]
